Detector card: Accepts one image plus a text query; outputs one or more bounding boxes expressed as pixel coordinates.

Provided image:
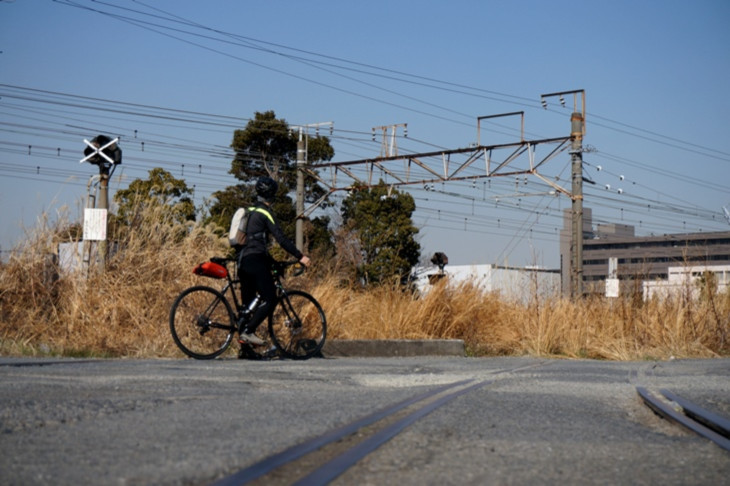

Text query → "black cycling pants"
[238,254,276,333]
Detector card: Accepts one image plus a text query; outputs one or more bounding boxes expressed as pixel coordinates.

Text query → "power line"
[51,1,730,167]
[1,83,725,267]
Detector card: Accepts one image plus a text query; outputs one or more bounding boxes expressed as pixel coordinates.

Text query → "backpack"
[228,207,248,247]
[228,206,275,247]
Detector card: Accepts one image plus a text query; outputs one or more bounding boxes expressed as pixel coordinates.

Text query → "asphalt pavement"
[0,355,728,485]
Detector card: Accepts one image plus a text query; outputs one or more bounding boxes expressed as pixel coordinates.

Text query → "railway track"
[213,361,549,485]
[637,387,730,452]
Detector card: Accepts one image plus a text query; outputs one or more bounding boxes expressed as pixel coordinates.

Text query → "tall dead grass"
[317,278,729,359]
[1,205,728,360]
[0,205,227,357]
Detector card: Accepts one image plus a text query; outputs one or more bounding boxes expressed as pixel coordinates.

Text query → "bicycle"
[169,257,327,360]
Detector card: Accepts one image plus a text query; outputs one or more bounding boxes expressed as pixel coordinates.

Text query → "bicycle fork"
[279,297,302,334]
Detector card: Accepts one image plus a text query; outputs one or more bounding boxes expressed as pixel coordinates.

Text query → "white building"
[642,265,730,300]
[411,263,561,302]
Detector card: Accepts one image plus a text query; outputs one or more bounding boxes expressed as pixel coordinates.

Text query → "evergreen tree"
[341,181,421,285]
[113,167,195,227]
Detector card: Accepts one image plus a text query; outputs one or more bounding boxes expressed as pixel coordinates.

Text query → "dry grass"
[1,206,728,360]
[0,205,227,358]
[319,278,729,360]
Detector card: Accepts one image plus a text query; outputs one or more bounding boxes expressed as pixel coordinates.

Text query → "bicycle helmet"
[255,176,278,201]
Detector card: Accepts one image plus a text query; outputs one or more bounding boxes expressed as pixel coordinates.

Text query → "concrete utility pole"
[542,90,586,298]
[570,110,585,298]
[98,169,110,268]
[296,128,305,251]
[293,122,333,251]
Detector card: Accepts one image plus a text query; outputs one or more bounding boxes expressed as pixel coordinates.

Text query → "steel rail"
[660,389,730,441]
[636,387,730,452]
[214,361,552,485]
[294,379,491,485]
[212,379,473,486]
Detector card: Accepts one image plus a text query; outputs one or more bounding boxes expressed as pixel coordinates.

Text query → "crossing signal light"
[82,135,122,166]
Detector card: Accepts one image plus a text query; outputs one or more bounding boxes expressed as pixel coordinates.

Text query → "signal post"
[80,135,122,270]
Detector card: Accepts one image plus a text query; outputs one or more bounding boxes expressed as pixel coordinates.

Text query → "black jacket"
[238,202,302,261]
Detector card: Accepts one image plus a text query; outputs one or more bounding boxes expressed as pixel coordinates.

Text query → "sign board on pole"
[606,278,620,298]
[83,208,107,241]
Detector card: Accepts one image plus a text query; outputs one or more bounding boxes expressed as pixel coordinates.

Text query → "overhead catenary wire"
[1,85,716,207]
[1,85,724,235]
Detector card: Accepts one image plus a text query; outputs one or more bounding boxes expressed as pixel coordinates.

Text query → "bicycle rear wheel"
[268,290,327,360]
[170,286,236,359]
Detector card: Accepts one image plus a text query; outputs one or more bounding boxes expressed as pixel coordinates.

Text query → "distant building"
[560,208,730,296]
[411,263,560,302]
[642,265,730,300]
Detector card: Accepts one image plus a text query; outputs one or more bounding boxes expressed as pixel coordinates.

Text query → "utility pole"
[98,166,110,268]
[542,90,586,299]
[293,122,333,251]
[570,110,585,298]
[296,128,305,251]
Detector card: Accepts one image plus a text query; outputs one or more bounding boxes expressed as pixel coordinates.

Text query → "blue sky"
[1,0,728,268]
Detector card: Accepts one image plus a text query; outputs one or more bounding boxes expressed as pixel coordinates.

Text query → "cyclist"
[237,176,311,346]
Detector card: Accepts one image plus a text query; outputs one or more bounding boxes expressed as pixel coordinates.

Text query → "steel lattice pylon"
[299,136,573,217]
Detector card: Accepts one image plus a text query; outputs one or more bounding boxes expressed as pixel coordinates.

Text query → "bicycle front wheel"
[169,286,236,359]
[268,290,327,360]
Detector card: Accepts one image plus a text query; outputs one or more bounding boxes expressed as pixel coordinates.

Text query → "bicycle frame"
[208,256,298,321]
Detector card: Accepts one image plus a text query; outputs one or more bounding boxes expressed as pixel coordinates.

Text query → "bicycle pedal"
[238,344,261,360]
